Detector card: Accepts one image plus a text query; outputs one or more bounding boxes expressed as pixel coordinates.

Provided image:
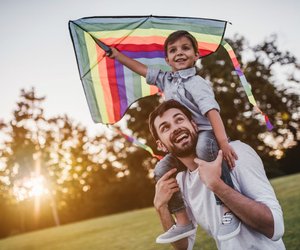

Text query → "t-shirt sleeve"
[146,67,167,91]
[185,76,220,116]
[230,141,285,241]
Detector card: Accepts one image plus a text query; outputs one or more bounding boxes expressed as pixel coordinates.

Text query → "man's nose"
[170,123,181,133]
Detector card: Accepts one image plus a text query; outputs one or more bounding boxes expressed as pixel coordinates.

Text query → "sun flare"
[13,175,49,202]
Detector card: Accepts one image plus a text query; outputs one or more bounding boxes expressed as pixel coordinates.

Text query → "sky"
[1,0,299,135]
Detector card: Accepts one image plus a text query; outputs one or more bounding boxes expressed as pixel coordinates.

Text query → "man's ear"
[156,140,168,152]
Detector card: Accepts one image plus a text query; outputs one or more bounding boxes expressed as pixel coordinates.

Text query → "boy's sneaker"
[217,212,241,241]
[156,223,196,244]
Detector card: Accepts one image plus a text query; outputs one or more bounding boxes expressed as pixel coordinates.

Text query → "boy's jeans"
[154,130,234,213]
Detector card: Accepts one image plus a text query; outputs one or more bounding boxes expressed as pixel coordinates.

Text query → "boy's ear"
[165,57,170,65]
[156,140,168,152]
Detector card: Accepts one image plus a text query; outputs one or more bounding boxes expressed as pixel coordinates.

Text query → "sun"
[13,175,49,202]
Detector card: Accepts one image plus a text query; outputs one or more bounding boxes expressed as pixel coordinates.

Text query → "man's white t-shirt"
[176,140,285,250]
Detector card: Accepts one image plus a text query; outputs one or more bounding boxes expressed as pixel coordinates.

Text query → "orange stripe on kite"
[198,42,219,53]
[150,85,159,95]
[98,58,115,123]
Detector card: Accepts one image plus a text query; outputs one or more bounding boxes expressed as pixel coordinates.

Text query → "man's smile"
[171,129,190,144]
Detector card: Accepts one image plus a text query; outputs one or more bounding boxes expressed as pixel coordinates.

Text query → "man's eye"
[161,126,169,132]
[176,117,184,123]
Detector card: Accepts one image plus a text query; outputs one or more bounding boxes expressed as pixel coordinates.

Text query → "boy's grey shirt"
[146,67,220,131]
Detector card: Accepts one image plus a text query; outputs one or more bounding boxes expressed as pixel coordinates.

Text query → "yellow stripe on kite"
[91,29,222,45]
[141,77,150,96]
[84,32,110,123]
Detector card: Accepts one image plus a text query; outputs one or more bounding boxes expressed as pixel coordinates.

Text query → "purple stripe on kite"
[235,67,244,77]
[114,60,128,115]
[123,50,165,59]
[127,137,135,143]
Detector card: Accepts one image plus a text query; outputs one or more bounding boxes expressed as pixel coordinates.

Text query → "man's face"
[154,108,198,157]
[165,36,199,72]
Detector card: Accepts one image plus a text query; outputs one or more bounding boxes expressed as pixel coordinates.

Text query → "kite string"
[221,40,274,131]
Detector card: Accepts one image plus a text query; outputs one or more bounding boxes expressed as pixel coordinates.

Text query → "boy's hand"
[219,142,238,169]
[106,47,119,59]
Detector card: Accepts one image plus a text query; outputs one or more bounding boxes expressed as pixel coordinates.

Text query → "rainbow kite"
[69,15,273,130]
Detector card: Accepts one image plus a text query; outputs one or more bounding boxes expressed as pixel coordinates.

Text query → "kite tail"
[221,40,274,131]
[109,126,163,160]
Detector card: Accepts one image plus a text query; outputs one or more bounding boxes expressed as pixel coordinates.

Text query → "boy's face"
[154,108,198,157]
[165,36,199,72]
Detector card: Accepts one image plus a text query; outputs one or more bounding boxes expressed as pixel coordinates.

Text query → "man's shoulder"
[229,140,265,179]
[229,140,256,155]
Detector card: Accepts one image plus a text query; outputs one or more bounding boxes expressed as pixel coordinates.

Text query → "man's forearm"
[212,179,274,238]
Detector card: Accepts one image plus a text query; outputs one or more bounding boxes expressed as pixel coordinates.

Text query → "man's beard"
[168,128,198,157]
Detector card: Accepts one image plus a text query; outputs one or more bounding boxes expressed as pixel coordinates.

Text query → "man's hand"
[219,141,238,169]
[194,150,223,191]
[154,168,179,210]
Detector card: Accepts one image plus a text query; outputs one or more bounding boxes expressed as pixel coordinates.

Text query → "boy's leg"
[154,154,196,244]
[195,130,240,240]
[196,130,234,202]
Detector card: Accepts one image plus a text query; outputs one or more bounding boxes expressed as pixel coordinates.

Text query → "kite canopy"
[69,15,273,130]
[69,15,228,124]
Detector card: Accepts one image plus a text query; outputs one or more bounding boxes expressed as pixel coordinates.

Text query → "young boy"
[107,30,240,243]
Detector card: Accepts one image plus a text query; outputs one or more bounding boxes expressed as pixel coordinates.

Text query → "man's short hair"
[148,99,193,141]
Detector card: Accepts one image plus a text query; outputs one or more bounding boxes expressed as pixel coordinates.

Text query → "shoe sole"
[156,228,197,244]
[217,222,241,241]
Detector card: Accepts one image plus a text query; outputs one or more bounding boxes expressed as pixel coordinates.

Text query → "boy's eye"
[168,48,176,53]
[182,45,191,51]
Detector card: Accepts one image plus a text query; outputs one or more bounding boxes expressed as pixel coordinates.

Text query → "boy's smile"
[165,36,199,72]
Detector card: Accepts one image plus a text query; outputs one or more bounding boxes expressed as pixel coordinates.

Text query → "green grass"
[0,173,300,250]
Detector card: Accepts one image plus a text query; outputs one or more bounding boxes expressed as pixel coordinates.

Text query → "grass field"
[0,173,299,250]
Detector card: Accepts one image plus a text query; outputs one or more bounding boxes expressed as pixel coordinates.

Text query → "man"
[149,100,285,250]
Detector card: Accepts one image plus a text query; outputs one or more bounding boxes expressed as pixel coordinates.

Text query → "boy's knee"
[154,154,185,181]
[196,133,218,161]
[154,154,177,181]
